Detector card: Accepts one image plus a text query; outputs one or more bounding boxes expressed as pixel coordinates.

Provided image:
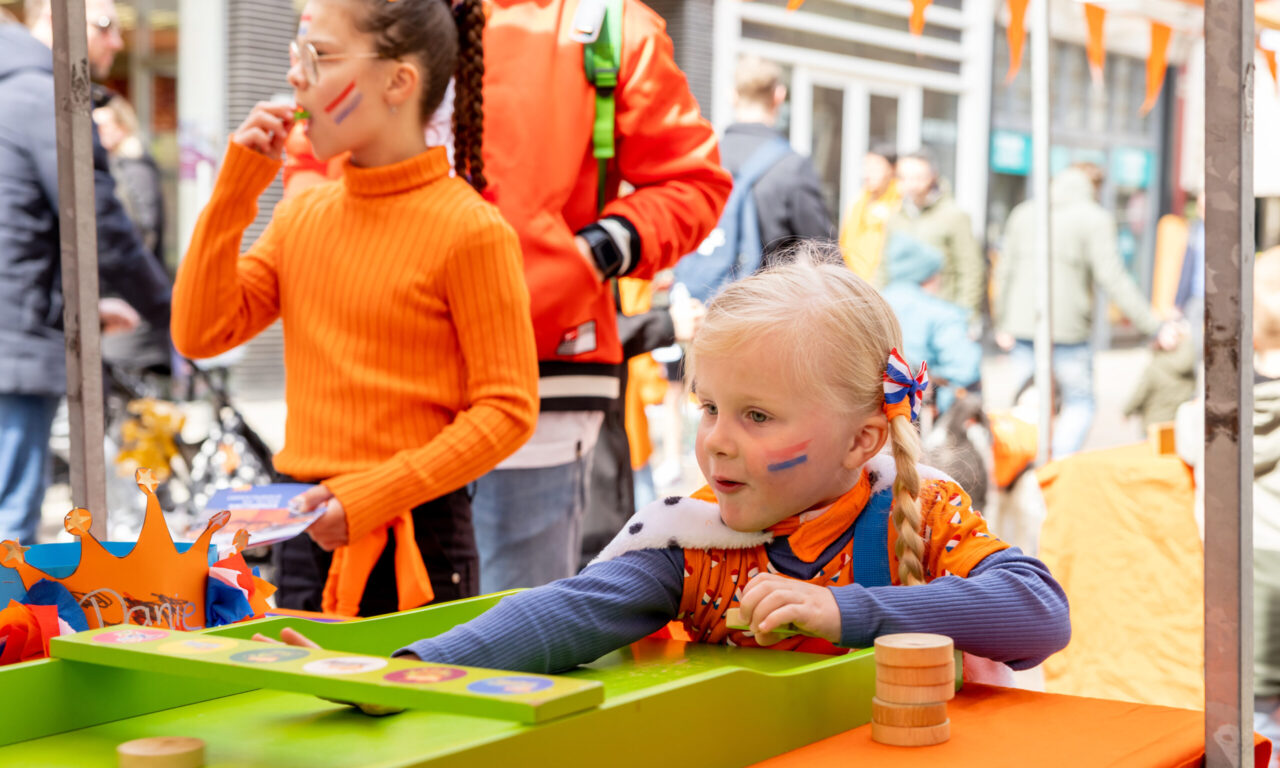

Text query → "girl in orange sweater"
[171,0,538,616]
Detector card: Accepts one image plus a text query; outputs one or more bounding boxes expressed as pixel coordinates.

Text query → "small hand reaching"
[250,627,405,716]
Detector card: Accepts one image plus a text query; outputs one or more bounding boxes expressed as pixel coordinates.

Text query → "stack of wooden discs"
[871,633,955,746]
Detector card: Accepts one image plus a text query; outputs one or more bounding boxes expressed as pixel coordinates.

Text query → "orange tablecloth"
[752,683,1270,767]
[1037,442,1203,708]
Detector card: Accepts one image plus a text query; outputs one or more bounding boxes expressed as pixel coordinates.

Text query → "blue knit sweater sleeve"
[832,547,1071,669]
[395,548,684,673]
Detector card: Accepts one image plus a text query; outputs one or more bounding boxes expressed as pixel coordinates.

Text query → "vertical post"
[1031,0,1054,463]
[1203,0,1254,765]
[51,0,108,536]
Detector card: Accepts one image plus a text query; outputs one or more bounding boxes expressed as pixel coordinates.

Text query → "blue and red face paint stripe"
[325,81,362,125]
[765,440,811,472]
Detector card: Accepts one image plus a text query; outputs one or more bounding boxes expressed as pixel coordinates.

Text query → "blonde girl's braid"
[889,414,926,586]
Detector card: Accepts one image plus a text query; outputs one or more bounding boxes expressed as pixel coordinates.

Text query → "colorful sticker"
[297,13,311,39]
[765,440,811,472]
[324,81,362,125]
[158,637,239,655]
[384,666,467,685]
[466,676,554,695]
[93,628,169,644]
[302,656,388,676]
[230,647,311,664]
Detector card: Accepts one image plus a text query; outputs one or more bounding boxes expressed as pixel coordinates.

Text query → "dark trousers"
[272,487,478,616]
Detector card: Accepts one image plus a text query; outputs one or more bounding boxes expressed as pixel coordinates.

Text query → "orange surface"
[1037,443,1203,709]
[752,684,1270,768]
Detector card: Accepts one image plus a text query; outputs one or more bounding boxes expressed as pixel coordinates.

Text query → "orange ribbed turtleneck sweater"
[173,142,538,613]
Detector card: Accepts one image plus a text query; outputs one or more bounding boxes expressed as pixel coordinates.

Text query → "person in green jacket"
[993,164,1174,457]
[886,149,985,321]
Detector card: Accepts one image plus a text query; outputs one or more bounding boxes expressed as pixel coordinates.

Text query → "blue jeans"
[0,394,60,544]
[471,453,591,593]
[1010,340,1095,458]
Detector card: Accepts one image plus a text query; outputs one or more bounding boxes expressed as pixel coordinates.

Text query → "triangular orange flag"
[1006,0,1030,83]
[1084,4,1106,85]
[1141,22,1172,115]
[786,0,804,9]
[910,0,932,35]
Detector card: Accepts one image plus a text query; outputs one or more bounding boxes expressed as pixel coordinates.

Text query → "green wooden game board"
[52,626,603,724]
[0,592,962,767]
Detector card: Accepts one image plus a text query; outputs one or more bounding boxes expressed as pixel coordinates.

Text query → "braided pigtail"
[451,0,486,192]
[889,414,927,586]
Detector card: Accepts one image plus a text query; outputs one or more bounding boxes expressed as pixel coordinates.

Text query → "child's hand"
[291,485,350,551]
[251,626,321,648]
[738,574,841,646]
[251,628,404,717]
[231,102,296,161]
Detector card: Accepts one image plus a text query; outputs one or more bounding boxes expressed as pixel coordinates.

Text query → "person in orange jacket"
[283,0,730,595]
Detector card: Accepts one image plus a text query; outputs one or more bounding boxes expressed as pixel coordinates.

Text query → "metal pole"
[1031,0,1054,463]
[1203,0,1254,763]
[51,0,108,537]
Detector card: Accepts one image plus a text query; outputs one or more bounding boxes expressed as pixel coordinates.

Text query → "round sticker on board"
[466,676,554,695]
[302,656,388,676]
[93,628,170,644]
[158,637,239,655]
[384,666,467,685]
[230,647,311,664]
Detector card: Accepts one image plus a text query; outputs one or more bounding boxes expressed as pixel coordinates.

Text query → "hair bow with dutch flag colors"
[883,348,929,422]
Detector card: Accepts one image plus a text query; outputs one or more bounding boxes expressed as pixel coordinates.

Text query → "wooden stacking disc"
[876,679,956,704]
[876,660,955,686]
[872,719,951,747]
[117,737,205,768]
[874,633,954,667]
[872,697,949,727]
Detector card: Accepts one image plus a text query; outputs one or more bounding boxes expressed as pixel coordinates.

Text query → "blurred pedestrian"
[840,143,901,280]
[880,233,980,414]
[887,148,984,321]
[94,93,172,376]
[994,164,1172,457]
[675,56,830,301]
[0,1,171,544]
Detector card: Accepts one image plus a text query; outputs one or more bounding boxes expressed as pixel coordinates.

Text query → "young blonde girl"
[172,0,537,617]
[266,249,1069,671]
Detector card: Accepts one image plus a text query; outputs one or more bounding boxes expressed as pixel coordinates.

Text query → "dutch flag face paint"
[325,80,363,125]
[765,440,812,473]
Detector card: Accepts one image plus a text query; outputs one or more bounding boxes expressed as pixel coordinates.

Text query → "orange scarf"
[690,473,870,562]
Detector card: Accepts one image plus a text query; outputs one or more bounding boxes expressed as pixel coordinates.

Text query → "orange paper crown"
[0,469,234,631]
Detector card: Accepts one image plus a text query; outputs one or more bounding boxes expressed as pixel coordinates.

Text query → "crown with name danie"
[0,469,233,631]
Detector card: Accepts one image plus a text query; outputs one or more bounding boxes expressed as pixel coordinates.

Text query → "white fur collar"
[589,456,957,566]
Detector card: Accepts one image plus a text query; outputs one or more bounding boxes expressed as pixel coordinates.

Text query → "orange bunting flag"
[1262,44,1278,93]
[1084,4,1107,85]
[910,0,932,35]
[1005,0,1030,83]
[786,0,805,10]
[1141,22,1172,115]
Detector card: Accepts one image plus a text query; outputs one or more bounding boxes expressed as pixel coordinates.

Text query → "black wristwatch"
[577,216,640,280]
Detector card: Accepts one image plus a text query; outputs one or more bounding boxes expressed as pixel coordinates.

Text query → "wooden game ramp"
[0,592,961,767]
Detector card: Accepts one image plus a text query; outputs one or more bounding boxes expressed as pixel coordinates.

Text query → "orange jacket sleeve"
[171,143,285,359]
[601,7,731,278]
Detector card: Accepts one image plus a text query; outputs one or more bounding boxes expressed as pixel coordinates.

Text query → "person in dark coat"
[93,93,173,375]
[0,3,171,544]
[720,56,835,265]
